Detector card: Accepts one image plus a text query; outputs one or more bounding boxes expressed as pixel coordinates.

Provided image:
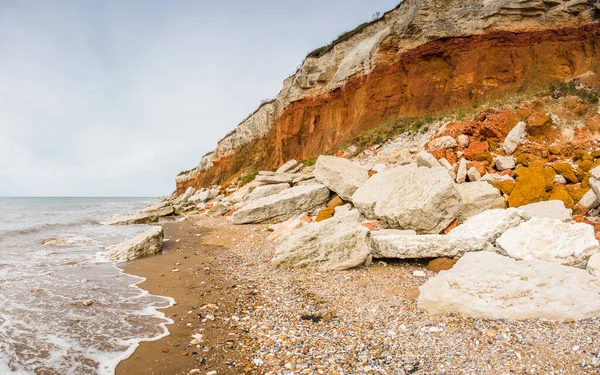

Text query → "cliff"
[176,0,600,192]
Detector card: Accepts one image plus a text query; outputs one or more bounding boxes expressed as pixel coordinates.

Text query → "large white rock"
[272,212,372,271]
[103,226,164,262]
[255,173,298,185]
[314,155,369,201]
[450,208,528,243]
[354,165,463,234]
[516,200,572,220]
[456,182,505,222]
[189,190,211,203]
[418,252,600,320]
[480,173,514,185]
[588,253,600,277]
[371,232,491,259]
[243,183,291,202]
[351,168,402,219]
[497,217,600,268]
[106,211,159,225]
[416,151,441,168]
[503,121,526,155]
[232,184,330,224]
[428,136,457,151]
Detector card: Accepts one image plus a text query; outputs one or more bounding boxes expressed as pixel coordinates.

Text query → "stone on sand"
[449,208,528,243]
[272,212,372,271]
[314,155,369,201]
[418,252,600,320]
[103,226,164,262]
[456,182,505,222]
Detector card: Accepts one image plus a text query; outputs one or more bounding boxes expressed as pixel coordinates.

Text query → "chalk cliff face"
[176,0,600,192]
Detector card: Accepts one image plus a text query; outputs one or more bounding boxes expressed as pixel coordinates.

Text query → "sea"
[0,197,174,375]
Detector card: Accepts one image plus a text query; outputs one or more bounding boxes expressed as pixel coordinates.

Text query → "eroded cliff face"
[176,0,600,192]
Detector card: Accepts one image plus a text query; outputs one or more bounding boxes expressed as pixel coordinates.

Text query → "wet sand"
[116,217,258,375]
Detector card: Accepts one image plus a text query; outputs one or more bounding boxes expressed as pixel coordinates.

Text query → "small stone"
[83,300,94,306]
[467,167,481,182]
[495,156,516,171]
[457,134,470,148]
[206,371,217,375]
[172,268,180,272]
[427,258,458,272]
[413,270,427,277]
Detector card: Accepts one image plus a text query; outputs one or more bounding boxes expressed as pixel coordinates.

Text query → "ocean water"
[0,197,174,375]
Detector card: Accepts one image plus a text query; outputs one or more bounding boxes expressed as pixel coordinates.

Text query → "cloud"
[0,0,399,196]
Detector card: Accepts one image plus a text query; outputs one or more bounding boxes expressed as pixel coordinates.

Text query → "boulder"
[189,190,211,203]
[495,156,515,171]
[103,226,163,262]
[276,159,300,174]
[450,208,528,243]
[141,200,172,213]
[272,212,372,271]
[353,165,464,234]
[502,121,526,155]
[243,183,291,202]
[516,200,572,220]
[456,182,505,222]
[106,212,158,225]
[587,253,600,277]
[480,173,514,185]
[418,252,600,320]
[427,257,458,272]
[207,203,231,217]
[507,161,555,207]
[552,162,578,184]
[314,156,369,201]
[232,184,330,224]
[496,217,600,268]
[255,173,297,185]
[416,151,441,168]
[371,232,491,259]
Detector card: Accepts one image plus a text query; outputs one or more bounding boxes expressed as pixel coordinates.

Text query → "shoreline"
[115,216,259,375]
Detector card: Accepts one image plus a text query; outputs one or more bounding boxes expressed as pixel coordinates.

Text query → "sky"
[0,0,399,197]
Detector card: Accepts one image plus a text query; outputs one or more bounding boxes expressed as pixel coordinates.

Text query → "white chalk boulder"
[272,212,372,271]
[103,226,164,262]
[450,208,528,243]
[232,184,330,224]
[371,232,491,259]
[418,252,600,320]
[456,182,505,222]
[314,156,369,201]
[496,217,600,268]
[516,200,572,220]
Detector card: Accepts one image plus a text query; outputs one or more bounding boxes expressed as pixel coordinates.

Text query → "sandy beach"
[117,214,600,375]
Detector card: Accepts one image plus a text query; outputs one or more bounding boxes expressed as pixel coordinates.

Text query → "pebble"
[412,270,427,277]
[206,371,217,375]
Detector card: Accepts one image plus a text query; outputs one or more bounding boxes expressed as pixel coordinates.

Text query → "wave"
[0,219,102,239]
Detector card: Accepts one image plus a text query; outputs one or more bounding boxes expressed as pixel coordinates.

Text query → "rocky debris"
[190,188,219,203]
[450,208,528,243]
[416,151,441,168]
[272,212,372,271]
[175,187,196,205]
[103,226,163,262]
[587,253,600,277]
[590,165,600,198]
[276,159,299,174]
[457,134,469,148]
[141,200,172,213]
[242,183,290,203]
[456,158,468,183]
[418,251,600,320]
[292,174,315,184]
[496,217,600,268]
[552,162,578,184]
[232,184,330,224]
[334,204,352,215]
[315,207,335,222]
[354,165,463,234]
[456,182,505,222]
[314,155,369,201]
[371,231,491,259]
[516,200,572,220]
[267,215,311,241]
[428,136,457,151]
[106,211,158,225]
[502,121,526,155]
[141,205,174,218]
[495,156,515,171]
[466,167,481,182]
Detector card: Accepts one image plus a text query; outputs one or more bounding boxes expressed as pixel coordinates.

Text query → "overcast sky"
[0,0,399,197]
